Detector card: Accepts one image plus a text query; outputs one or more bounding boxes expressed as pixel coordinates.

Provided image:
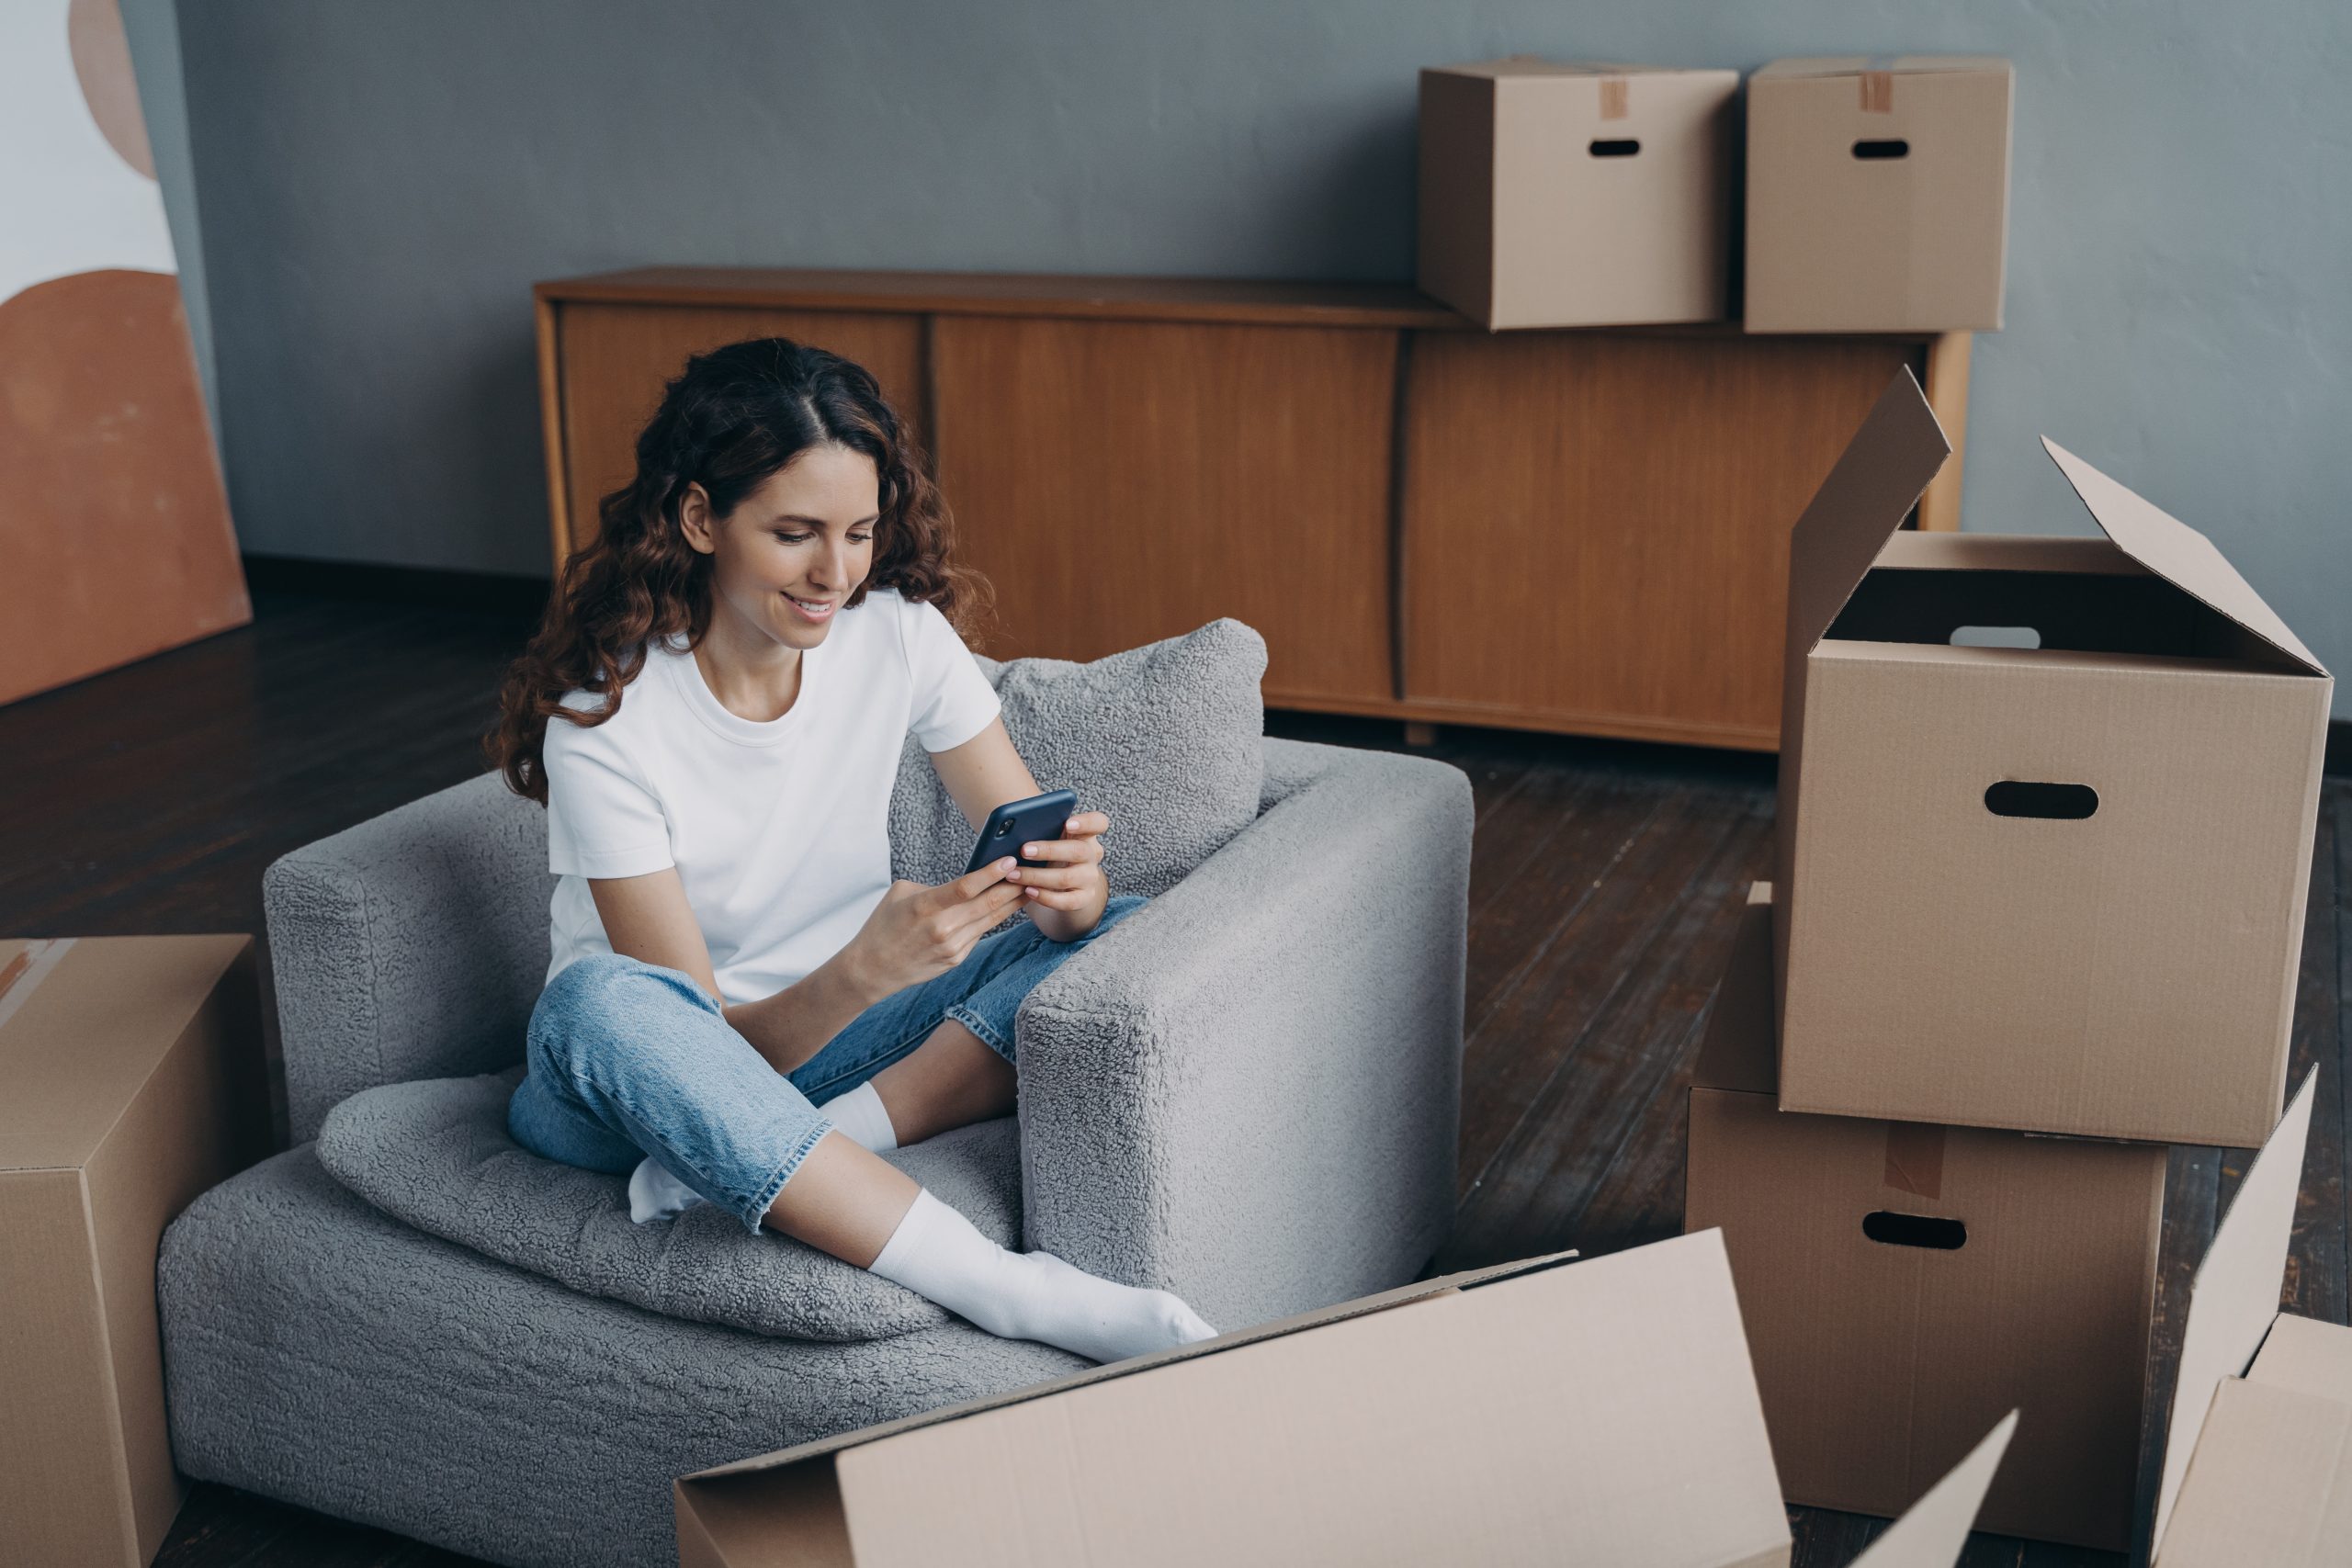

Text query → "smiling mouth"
[782,592,837,620]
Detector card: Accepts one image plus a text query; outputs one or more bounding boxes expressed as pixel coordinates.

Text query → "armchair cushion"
[888,617,1267,897]
[314,1069,1021,1343]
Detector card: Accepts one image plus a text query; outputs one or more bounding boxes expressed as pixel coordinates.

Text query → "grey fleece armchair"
[157,623,1471,1568]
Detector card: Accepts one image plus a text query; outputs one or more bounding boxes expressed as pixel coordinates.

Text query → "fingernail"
[1023,843,1039,855]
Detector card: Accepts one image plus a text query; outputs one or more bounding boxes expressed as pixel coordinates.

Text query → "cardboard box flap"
[2246,1314,2352,1404]
[1691,882,1776,1095]
[0,936,244,1171]
[825,1230,1786,1568]
[1849,1412,2018,1568]
[1869,530,2147,578]
[1751,56,2011,80]
[2154,1376,2352,1568]
[1784,367,1952,664]
[687,1247,1581,1483]
[2041,438,2326,676]
[2154,1066,2319,1548]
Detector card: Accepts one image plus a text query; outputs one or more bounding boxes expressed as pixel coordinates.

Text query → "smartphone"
[964,789,1078,876]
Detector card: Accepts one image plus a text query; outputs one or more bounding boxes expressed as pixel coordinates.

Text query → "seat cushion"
[315,1067,1021,1342]
[888,616,1267,893]
[161,1144,1077,1568]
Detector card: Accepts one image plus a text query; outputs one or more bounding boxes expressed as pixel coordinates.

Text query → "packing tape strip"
[0,937,77,1032]
[1599,76,1629,120]
[1859,53,1899,113]
[1883,1121,1946,1200]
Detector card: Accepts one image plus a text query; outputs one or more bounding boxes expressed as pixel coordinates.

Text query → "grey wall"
[169,0,2352,710]
[121,0,217,438]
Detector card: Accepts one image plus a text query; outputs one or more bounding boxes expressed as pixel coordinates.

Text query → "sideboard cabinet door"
[550,304,923,561]
[1399,331,1918,748]
[928,315,1397,706]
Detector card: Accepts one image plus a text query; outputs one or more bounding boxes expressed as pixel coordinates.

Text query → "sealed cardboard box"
[0,935,269,1568]
[1686,884,2165,1551]
[1744,57,2012,333]
[677,1227,2027,1568]
[2142,1065,2340,1564]
[1419,59,1739,328]
[1772,367,2333,1146]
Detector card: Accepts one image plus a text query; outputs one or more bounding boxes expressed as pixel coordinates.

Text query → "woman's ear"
[676,481,715,554]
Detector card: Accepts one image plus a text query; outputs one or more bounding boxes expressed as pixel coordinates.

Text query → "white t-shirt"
[540,588,1001,1006]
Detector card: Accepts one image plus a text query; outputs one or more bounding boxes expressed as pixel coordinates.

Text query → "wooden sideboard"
[535,268,1970,750]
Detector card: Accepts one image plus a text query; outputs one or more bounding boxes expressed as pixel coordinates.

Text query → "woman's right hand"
[842,858,1028,1000]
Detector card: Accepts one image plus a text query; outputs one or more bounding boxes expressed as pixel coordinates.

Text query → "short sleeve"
[542,705,675,878]
[900,596,1001,753]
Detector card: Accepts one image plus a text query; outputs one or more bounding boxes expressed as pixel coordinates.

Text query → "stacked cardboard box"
[1687,367,2335,1551]
[1415,53,2014,333]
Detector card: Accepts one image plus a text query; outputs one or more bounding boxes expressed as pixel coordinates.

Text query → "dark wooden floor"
[6,583,2343,1568]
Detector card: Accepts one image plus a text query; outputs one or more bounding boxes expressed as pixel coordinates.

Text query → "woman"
[484,337,1216,1364]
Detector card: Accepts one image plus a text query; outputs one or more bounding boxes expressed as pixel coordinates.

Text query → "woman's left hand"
[1003,809,1110,912]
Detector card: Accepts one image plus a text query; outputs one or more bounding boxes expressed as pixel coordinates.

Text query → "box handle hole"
[1589,138,1641,158]
[1984,781,2099,820]
[1951,625,2041,649]
[1863,1211,1967,1249]
[1853,139,1910,160]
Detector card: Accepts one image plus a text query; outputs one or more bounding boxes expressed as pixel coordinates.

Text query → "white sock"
[823,1080,899,1153]
[868,1188,1218,1365]
[627,1156,707,1223]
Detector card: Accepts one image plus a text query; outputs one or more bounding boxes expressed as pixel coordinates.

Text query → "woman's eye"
[774,532,811,545]
[850,533,873,546]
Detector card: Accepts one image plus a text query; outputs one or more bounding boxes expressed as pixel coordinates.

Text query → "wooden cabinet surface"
[536,267,1967,750]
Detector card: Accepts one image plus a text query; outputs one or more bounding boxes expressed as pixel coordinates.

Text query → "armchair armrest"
[266,773,552,1142]
[1012,738,1472,1329]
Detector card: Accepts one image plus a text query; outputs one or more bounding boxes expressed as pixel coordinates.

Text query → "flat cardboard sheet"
[680,1232,1792,1568]
[2154,1067,2321,1543]
[1849,1413,2018,1568]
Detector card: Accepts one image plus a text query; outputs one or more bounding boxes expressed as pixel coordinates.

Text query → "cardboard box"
[2143,1063,2339,1564]
[2158,1318,2352,1565]
[680,1233,1799,1567]
[1418,59,1738,328]
[677,1228,2028,1568]
[1686,884,2165,1551]
[1743,57,2012,333]
[1772,367,2333,1146]
[0,935,269,1568]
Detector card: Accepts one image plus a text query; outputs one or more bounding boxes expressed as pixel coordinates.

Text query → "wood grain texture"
[548,303,924,563]
[1917,331,1973,532]
[537,266,1464,329]
[1397,330,1920,747]
[928,314,1396,704]
[74,579,2326,1568]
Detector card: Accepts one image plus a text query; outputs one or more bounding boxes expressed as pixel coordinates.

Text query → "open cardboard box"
[1418,58,1738,328]
[675,1229,2021,1568]
[2148,1063,2346,1564]
[1689,884,2164,1551]
[1772,367,2332,1146]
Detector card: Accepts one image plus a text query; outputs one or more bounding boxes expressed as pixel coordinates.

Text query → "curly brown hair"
[485,337,991,803]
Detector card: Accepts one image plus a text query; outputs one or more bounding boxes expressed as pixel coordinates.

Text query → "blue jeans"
[506,897,1145,1232]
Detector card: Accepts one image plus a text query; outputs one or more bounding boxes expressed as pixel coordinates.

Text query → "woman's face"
[685,443,879,653]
